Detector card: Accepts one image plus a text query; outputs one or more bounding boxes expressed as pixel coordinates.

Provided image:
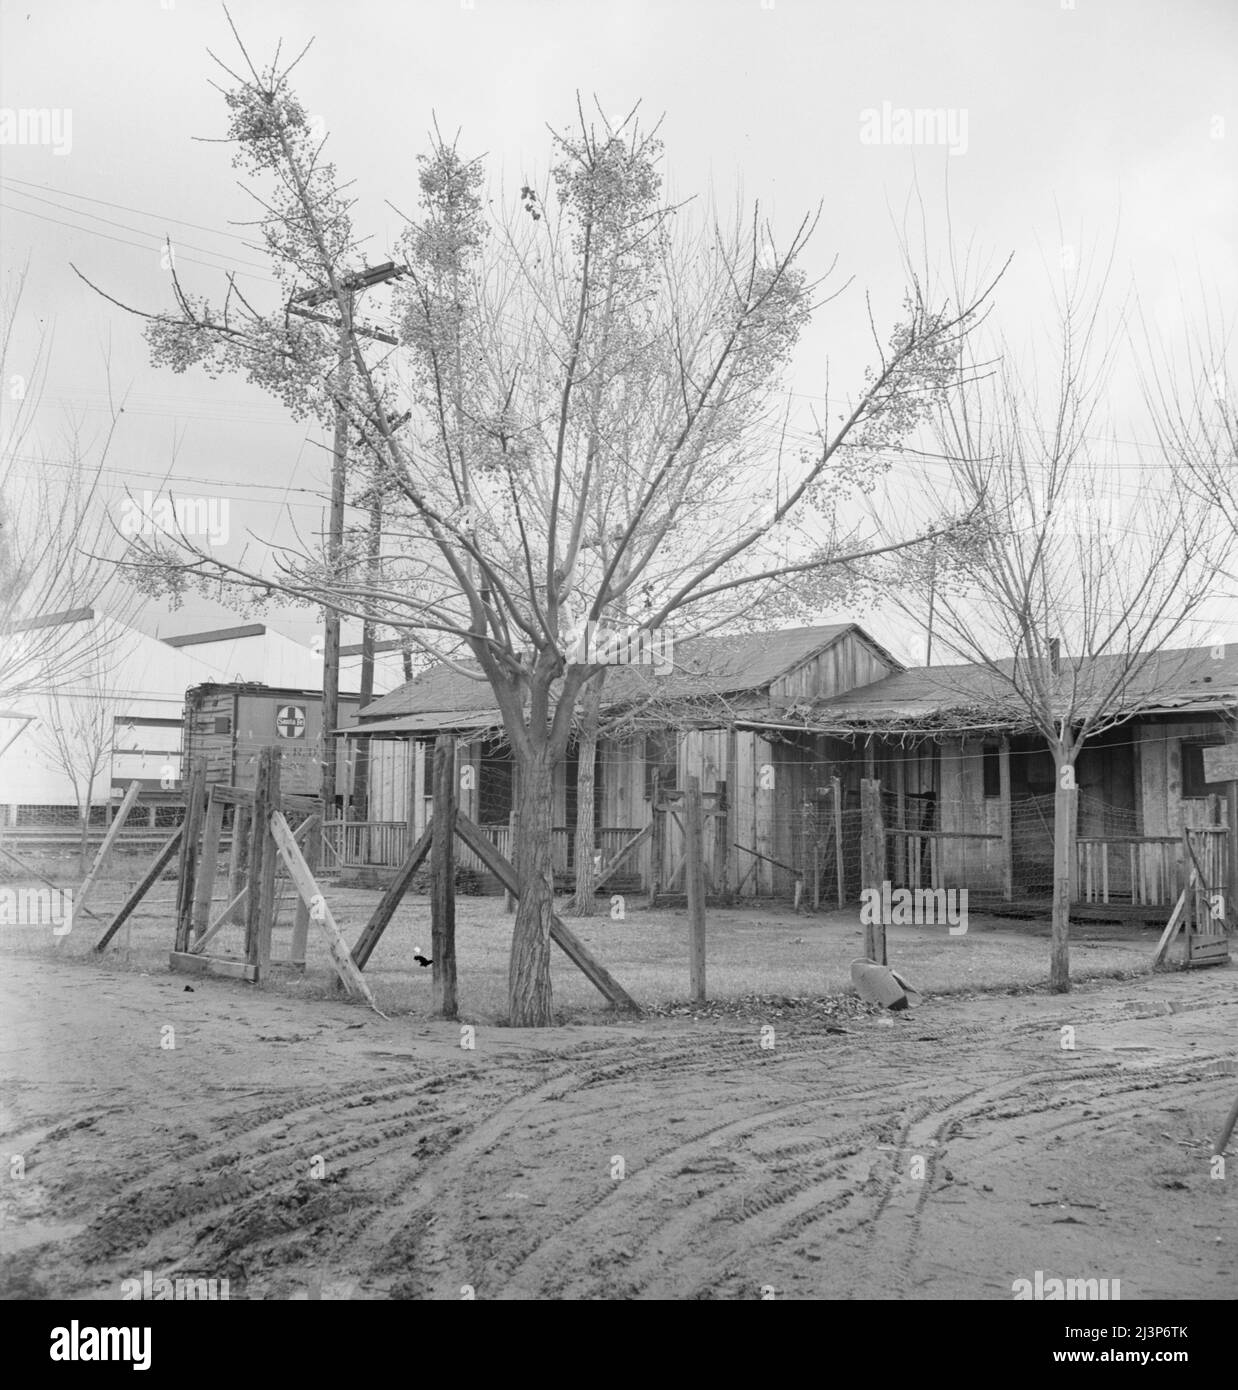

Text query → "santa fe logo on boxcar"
[275,705,306,739]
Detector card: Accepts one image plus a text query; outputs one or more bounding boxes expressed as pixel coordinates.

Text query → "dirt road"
[1,956,1235,1299]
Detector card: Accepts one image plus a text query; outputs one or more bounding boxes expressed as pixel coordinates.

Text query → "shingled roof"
[357,623,896,729]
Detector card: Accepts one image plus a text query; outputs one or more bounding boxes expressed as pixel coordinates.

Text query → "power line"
[42,388,301,415]
[0,175,261,244]
[3,453,331,500]
[3,177,1199,470]
[1,183,270,270]
[33,400,310,426]
[0,202,274,283]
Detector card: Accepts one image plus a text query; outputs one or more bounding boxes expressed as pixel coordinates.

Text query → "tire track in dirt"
[360,1068,600,1296]
[496,1039,1070,1295]
[490,1084,886,1299]
[409,1033,936,1298]
[56,1068,499,1291]
[46,1019,1238,1297]
[8,958,1234,1300]
[26,1026,780,1296]
[337,1028,875,1296]
[444,1038,1235,1299]
[847,1047,1237,1300]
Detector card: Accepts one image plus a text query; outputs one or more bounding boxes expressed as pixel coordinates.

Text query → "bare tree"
[92,29,1001,1023]
[34,644,125,874]
[893,266,1230,990]
[0,266,136,707]
[1135,293,1238,554]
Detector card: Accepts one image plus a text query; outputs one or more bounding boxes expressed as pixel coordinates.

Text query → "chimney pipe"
[1049,637,1061,675]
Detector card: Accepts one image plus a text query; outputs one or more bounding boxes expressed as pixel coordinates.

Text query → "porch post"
[894,754,906,887]
[404,738,417,843]
[831,774,844,908]
[412,738,427,840]
[1225,759,1238,932]
[648,771,663,909]
[1000,736,1013,901]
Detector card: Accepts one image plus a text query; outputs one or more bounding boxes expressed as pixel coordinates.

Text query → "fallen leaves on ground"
[643,991,877,1024]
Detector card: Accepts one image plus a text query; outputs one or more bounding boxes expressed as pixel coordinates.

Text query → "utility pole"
[288,262,405,826]
[351,473,382,822]
[925,541,937,666]
[353,406,411,821]
[320,294,352,823]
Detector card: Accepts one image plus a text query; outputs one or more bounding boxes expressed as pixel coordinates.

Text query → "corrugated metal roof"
[358,623,892,722]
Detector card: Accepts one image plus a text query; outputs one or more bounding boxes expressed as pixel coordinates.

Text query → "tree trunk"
[508,749,556,1026]
[78,806,91,878]
[567,683,602,916]
[1051,749,1076,992]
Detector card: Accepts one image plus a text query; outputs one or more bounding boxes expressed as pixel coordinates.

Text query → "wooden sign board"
[1202,744,1238,783]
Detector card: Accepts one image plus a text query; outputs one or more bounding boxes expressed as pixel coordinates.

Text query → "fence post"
[685,774,707,1003]
[245,747,280,977]
[799,801,813,912]
[174,757,207,953]
[431,734,458,1019]
[256,749,281,975]
[860,777,886,964]
[714,779,730,904]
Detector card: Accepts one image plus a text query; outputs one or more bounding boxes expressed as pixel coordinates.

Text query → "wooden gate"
[1153,823,1232,968]
[648,779,730,906]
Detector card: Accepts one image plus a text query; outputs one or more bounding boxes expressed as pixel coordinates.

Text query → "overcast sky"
[2,0,1235,666]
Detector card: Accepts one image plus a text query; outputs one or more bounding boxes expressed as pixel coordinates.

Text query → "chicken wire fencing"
[0,800,191,880]
[0,801,332,948]
[725,788,1204,910]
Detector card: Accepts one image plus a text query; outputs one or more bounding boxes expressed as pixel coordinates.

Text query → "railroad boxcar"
[182,682,360,809]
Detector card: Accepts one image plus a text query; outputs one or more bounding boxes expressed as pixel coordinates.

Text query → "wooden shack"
[339,633,1238,916]
[803,646,1238,917]
[344,624,902,892]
